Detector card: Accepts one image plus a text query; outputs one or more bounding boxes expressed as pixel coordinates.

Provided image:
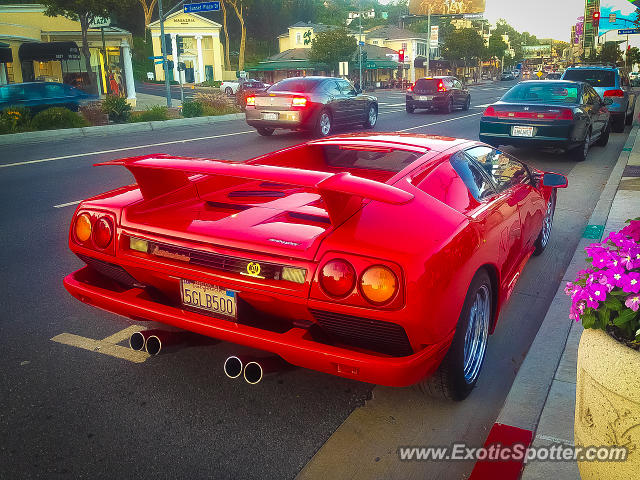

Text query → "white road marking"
[53,199,82,209]
[379,102,406,107]
[0,130,255,169]
[397,112,483,132]
[475,103,493,108]
[51,325,150,363]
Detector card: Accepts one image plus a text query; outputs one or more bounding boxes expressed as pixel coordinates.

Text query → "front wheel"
[595,121,610,147]
[363,104,378,129]
[314,110,332,137]
[416,270,492,401]
[533,191,556,256]
[626,105,634,125]
[569,130,590,162]
[256,127,274,136]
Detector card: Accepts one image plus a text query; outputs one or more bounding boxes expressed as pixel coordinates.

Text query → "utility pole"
[358,0,362,90]
[426,6,431,77]
[158,0,172,107]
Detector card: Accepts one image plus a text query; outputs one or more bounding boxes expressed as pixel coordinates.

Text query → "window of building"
[296,32,302,44]
[402,42,407,51]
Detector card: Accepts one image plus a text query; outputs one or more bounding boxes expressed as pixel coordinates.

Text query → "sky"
[483,0,638,41]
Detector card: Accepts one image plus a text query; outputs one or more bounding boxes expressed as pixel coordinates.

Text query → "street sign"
[618,28,640,35]
[536,71,544,78]
[359,41,365,46]
[148,56,164,60]
[184,1,220,13]
[609,13,616,23]
[339,61,349,76]
[90,16,111,28]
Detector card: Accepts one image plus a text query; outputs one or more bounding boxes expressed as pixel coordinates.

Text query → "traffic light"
[398,49,405,63]
[176,35,184,56]
[163,33,172,56]
[592,11,600,24]
[360,50,368,65]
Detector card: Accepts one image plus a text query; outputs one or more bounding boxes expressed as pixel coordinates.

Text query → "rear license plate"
[418,95,433,101]
[180,279,237,319]
[512,126,534,137]
[261,112,278,121]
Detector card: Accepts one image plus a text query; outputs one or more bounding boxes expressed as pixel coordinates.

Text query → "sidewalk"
[134,92,182,110]
[470,103,640,480]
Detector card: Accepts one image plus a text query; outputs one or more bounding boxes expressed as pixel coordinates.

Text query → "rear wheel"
[613,115,625,132]
[462,96,471,111]
[363,104,378,129]
[533,191,556,256]
[406,103,415,114]
[314,110,332,137]
[416,270,492,401]
[256,127,274,136]
[441,98,453,114]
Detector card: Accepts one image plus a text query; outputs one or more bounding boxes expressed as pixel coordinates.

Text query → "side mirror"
[604,97,614,106]
[542,172,568,188]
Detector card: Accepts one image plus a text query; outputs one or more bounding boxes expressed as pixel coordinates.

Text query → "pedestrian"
[473,70,478,84]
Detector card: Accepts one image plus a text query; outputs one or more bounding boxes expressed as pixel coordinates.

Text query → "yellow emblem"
[246,262,261,277]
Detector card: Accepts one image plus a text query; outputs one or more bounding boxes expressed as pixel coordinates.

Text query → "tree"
[226,0,247,70]
[627,46,640,68]
[599,41,622,64]
[40,0,125,86]
[138,0,157,29]
[220,0,231,70]
[309,28,357,74]
[442,28,486,70]
[487,33,508,61]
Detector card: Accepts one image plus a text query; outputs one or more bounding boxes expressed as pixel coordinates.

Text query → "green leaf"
[582,312,597,329]
[597,307,611,328]
[611,289,630,297]
[604,297,623,311]
[613,309,637,326]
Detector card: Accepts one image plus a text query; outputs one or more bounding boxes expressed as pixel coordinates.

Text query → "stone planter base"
[575,328,640,479]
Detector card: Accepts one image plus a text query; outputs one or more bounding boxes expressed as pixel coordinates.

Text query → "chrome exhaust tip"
[145,335,163,355]
[243,357,284,384]
[243,361,264,385]
[129,331,146,351]
[224,355,245,379]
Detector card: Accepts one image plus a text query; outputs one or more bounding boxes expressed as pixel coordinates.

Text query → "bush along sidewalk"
[0,105,87,134]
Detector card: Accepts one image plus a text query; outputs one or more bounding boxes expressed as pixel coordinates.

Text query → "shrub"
[194,91,230,110]
[181,100,204,118]
[0,105,31,133]
[130,105,169,122]
[79,101,108,126]
[101,95,132,123]
[201,80,222,88]
[30,107,88,130]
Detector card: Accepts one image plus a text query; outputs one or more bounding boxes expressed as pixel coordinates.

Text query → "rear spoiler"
[96,154,413,225]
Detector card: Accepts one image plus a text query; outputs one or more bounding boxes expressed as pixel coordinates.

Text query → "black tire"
[363,104,378,129]
[406,103,415,114]
[462,96,471,111]
[595,121,610,147]
[256,127,274,136]
[314,109,332,137]
[416,270,492,401]
[225,87,233,96]
[441,98,453,114]
[569,130,590,162]
[533,191,556,256]
[613,115,625,132]
[626,106,634,126]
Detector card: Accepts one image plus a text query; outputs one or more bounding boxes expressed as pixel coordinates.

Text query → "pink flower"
[621,220,640,242]
[621,272,640,294]
[609,266,627,288]
[625,294,640,312]
[587,283,608,302]
[570,300,586,321]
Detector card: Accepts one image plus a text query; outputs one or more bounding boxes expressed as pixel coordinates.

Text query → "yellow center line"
[51,325,150,363]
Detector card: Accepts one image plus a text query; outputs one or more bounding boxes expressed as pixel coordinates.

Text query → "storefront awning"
[246,60,326,72]
[18,41,81,62]
[363,59,399,69]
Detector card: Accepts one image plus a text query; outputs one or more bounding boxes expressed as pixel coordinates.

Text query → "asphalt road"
[0,81,630,479]
[135,81,197,102]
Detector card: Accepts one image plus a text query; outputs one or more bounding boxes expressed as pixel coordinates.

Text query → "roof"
[289,21,333,32]
[148,11,222,28]
[365,26,428,41]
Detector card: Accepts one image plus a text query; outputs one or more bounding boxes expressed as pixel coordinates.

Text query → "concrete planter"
[575,328,640,478]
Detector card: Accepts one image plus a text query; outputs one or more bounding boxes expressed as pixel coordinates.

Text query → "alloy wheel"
[368,106,377,127]
[463,285,490,384]
[540,195,555,248]
[320,112,331,136]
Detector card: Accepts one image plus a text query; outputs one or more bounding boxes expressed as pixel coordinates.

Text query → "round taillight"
[360,265,398,305]
[92,217,113,249]
[75,213,92,242]
[319,259,356,298]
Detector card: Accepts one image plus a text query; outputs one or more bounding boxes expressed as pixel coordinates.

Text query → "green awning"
[362,59,399,69]
[246,60,326,72]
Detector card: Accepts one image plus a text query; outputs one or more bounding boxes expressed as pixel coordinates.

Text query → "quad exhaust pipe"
[130,329,215,355]
[224,355,284,384]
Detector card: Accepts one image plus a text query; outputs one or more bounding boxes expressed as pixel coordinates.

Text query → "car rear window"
[321,145,421,173]
[501,82,579,104]
[562,69,616,87]
[268,78,322,93]
[414,78,443,93]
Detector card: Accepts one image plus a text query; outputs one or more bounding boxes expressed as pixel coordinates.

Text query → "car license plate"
[261,112,278,121]
[512,126,534,137]
[180,279,237,319]
[418,95,433,101]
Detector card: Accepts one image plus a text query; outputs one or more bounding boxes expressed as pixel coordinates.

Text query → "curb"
[0,112,245,146]
[468,117,639,479]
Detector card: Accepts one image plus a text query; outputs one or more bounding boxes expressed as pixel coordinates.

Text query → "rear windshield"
[268,78,322,93]
[562,69,616,87]
[414,78,442,93]
[501,83,580,104]
[321,145,421,173]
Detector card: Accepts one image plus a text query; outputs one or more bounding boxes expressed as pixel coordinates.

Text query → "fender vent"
[310,309,413,357]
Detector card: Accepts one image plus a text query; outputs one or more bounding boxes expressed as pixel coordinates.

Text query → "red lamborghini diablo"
[64,133,567,400]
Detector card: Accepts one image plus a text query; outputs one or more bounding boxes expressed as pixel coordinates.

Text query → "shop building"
[0,4,136,102]
[364,26,429,83]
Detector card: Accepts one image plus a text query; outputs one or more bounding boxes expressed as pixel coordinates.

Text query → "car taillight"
[604,89,624,97]
[437,81,446,92]
[407,84,414,92]
[291,96,308,108]
[75,213,92,242]
[558,108,574,120]
[359,265,398,305]
[245,95,255,107]
[319,259,356,298]
[92,217,113,249]
[483,106,497,117]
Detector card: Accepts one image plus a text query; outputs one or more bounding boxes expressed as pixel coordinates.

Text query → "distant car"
[235,80,268,110]
[245,76,378,137]
[546,73,562,80]
[479,80,611,162]
[220,78,267,96]
[406,76,471,113]
[562,65,635,132]
[0,82,96,113]
[500,72,515,81]
[513,70,521,78]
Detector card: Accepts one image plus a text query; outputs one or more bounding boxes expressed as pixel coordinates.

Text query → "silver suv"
[562,65,635,132]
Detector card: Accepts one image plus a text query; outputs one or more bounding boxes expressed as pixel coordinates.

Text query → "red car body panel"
[63,133,558,387]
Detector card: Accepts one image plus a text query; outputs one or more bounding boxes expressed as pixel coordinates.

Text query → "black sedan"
[405,76,470,113]
[479,80,611,161]
[245,76,378,137]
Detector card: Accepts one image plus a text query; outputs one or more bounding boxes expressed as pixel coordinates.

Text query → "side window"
[43,83,64,98]
[465,146,530,191]
[589,86,601,104]
[338,79,356,95]
[453,79,462,89]
[324,80,341,96]
[450,152,496,201]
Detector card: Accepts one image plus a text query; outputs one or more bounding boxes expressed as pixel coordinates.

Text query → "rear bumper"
[245,106,319,130]
[64,266,451,387]
[406,94,449,109]
[479,118,577,149]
